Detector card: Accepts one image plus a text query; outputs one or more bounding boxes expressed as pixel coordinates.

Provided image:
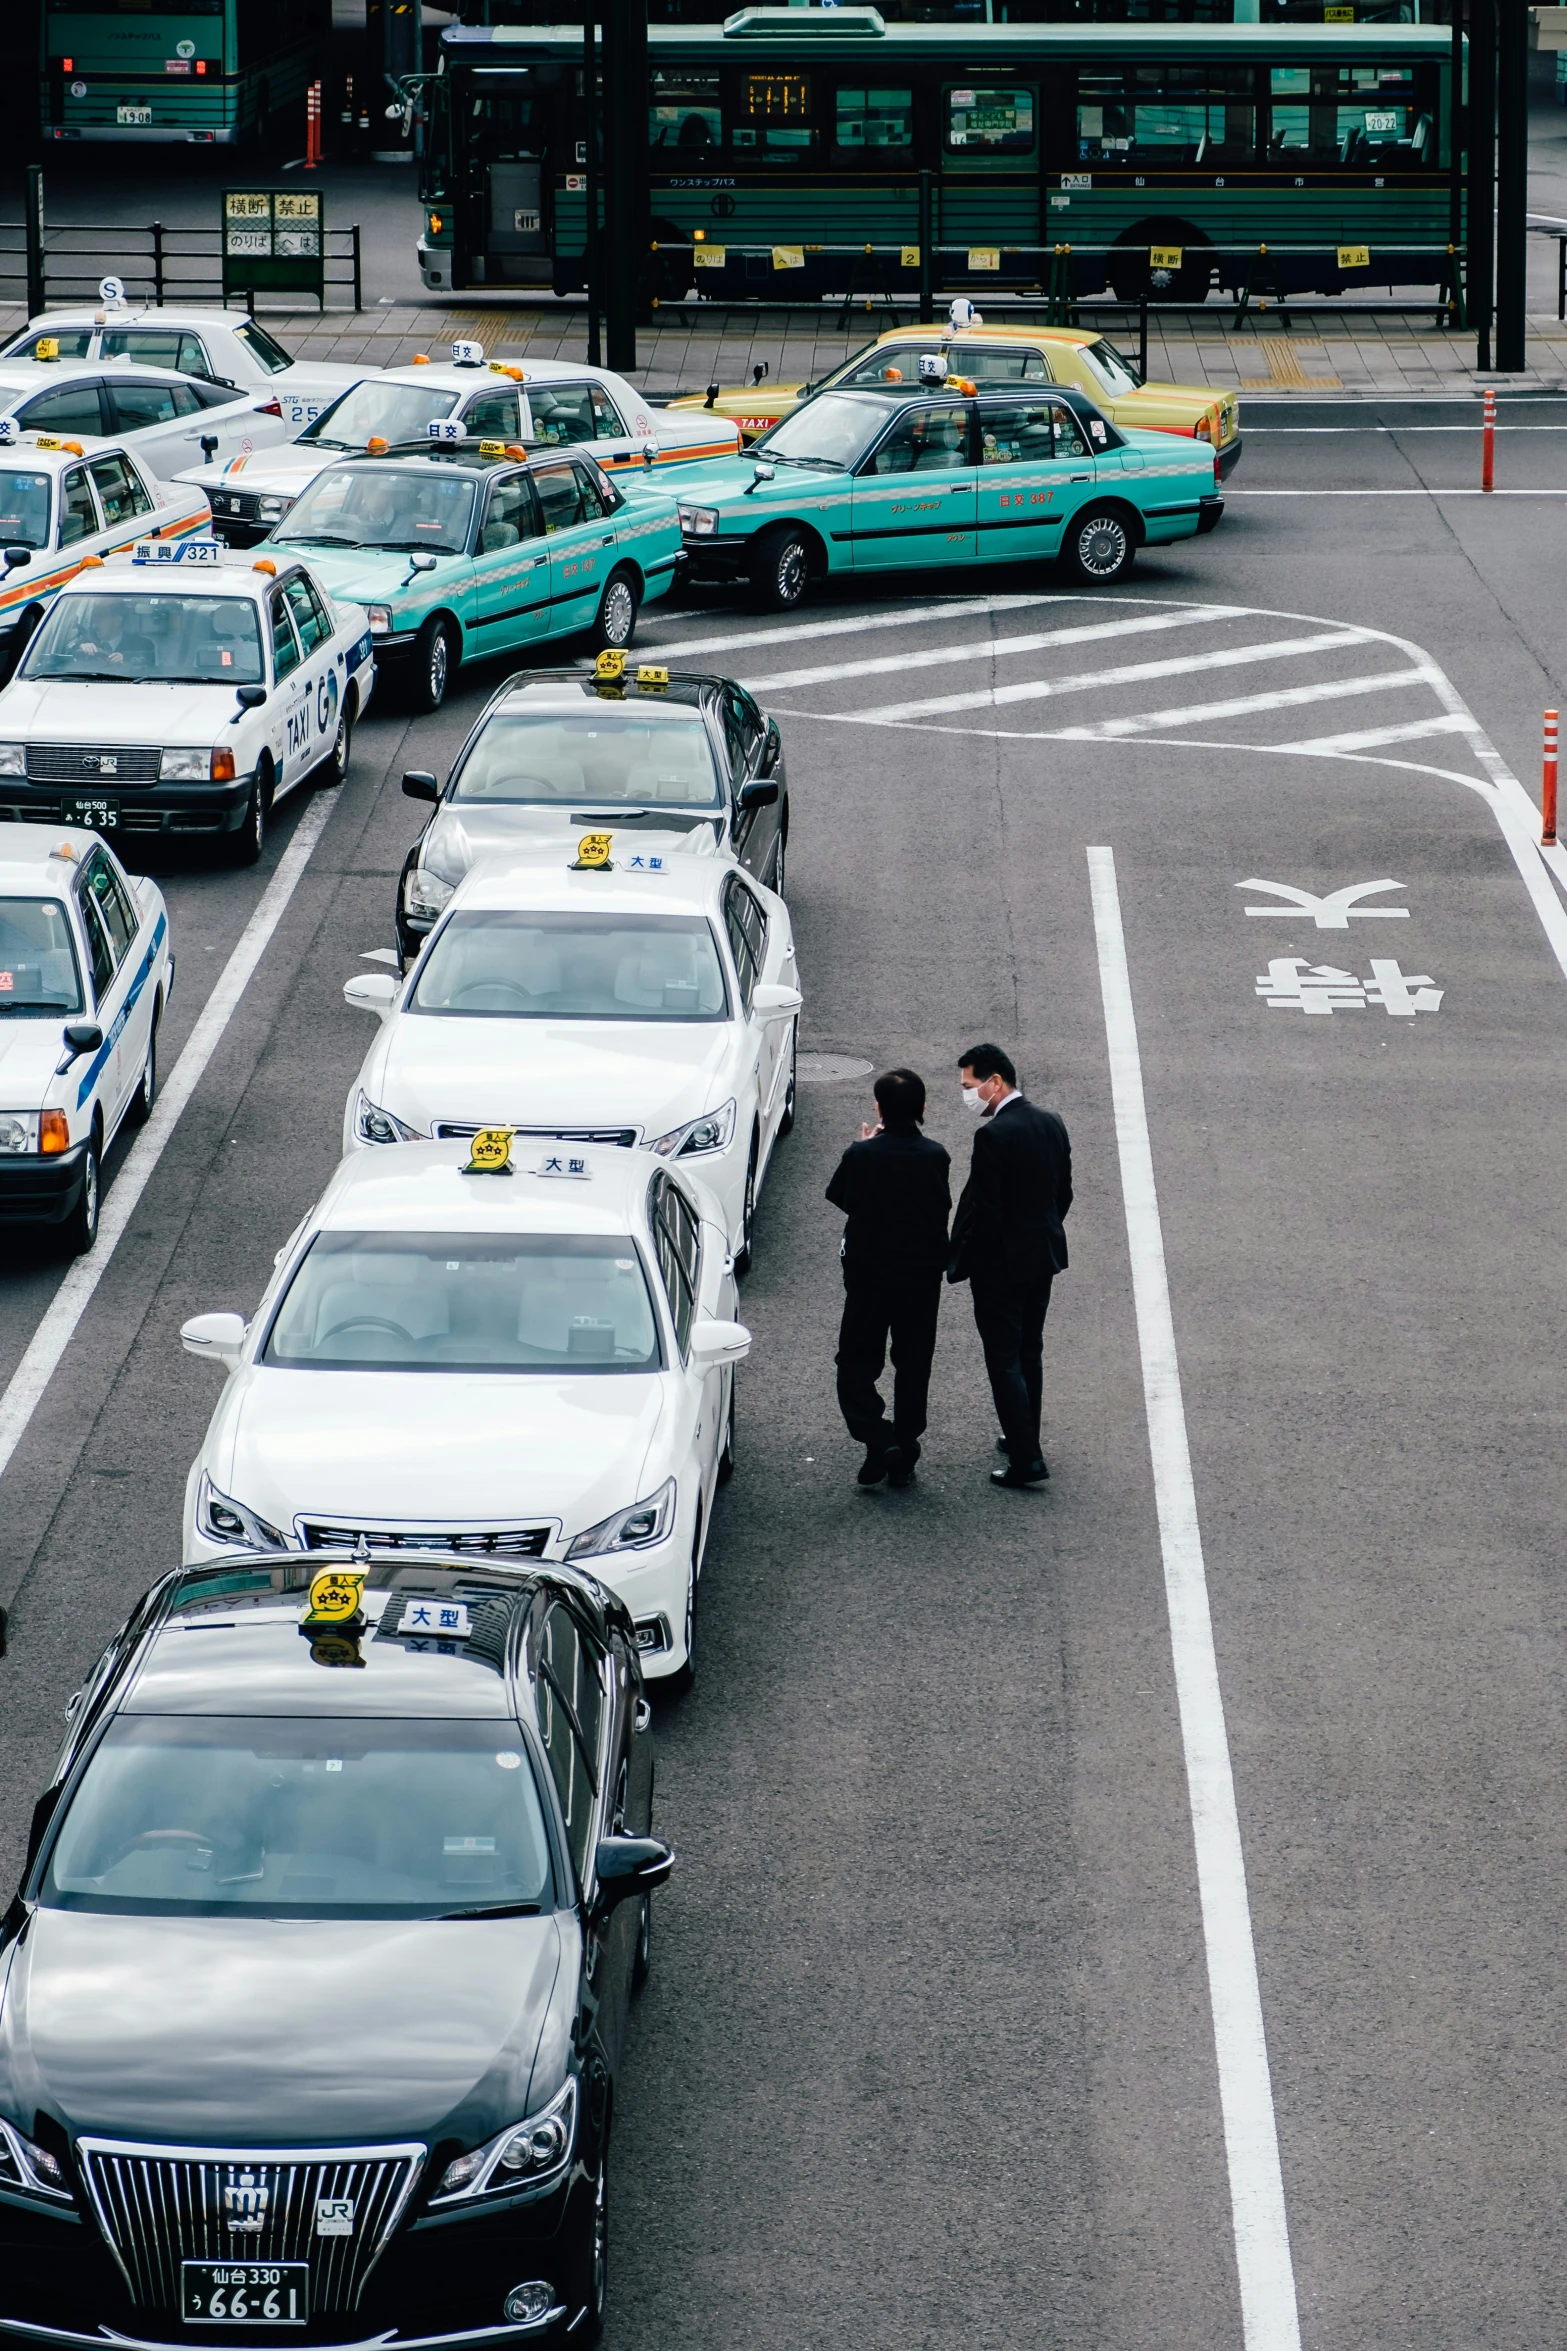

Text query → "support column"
[1470,0,1497,371]
[1495,0,1528,368]
[600,0,647,372]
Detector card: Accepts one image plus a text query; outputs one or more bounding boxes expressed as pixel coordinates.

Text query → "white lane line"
[0,792,334,1490]
[1280,711,1482,755]
[855,629,1372,725]
[1055,667,1433,741]
[742,603,1246,694]
[1088,843,1302,2351]
[644,589,1064,661]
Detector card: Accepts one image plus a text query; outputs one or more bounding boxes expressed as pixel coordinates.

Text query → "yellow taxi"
[671,315,1241,476]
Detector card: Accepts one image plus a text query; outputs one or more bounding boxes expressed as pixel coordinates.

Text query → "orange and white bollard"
[1544,709,1559,847]
[305,79,322,169]
[1482,387,1495,492]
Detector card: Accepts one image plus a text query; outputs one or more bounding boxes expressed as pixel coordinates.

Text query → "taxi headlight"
[160,747,210,781]
[566,1477,676,1562]
[0,745,23,777]
[257,496,287,519]
[353,1088,424,1146]
[649,1098,736,1159]
[0,2119,71,2206]
[367,604,393,636]
[0,1114,32,1153]
[196,1471,288,1552]
[431,2080,577,2204]
[677,503,718,537]
[404,866,455,924]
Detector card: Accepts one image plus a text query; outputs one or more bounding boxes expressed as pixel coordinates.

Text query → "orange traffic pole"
[1544,709,1559,847]
[305,80,322,169]
[1482,387,1495,491]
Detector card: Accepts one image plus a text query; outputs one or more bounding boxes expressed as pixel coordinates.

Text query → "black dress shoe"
[886,1453,916,1489]
[991,1457,1048,1489]
[858,1443,901,1486]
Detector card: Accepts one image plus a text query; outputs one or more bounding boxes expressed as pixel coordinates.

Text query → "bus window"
[1076,67,1253,165]
[835,88,914,155]
[945,86,1034,154]
[1268,63,1436,165]
[649,73,721,149]
[735,73,817,158]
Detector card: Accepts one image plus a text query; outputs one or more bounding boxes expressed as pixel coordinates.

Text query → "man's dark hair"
[874,1067,926,1129]
[959,1042,1017,1089]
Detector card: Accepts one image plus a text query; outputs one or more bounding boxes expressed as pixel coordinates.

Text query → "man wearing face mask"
[947,1043,1072,1489]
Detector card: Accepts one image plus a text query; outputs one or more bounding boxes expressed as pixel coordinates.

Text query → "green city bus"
[39,0,328,148]
[415,10,1459,305]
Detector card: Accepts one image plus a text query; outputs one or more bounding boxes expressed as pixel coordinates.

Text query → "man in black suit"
[947,1043,1072,1489]
[825,1068,951,1489]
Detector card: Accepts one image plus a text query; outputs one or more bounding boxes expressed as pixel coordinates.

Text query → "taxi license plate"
[181,2264,308,2327]
[62,796,119,830]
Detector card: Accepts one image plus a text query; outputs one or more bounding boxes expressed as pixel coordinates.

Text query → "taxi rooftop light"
[451,340,484,368]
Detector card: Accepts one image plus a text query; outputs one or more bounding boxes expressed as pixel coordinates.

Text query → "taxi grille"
[77,2139,424,2314]
[299,1518,551,1559]
[434,1121,638,1148]
[27,744,162,785]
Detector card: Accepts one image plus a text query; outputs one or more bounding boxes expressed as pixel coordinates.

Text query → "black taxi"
[0,1551,670,2348]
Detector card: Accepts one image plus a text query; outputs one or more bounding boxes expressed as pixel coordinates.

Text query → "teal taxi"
[264,434,682,712]
[673,378,1224,611]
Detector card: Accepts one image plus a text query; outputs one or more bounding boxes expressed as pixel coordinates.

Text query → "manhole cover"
[796,1053,874,1084]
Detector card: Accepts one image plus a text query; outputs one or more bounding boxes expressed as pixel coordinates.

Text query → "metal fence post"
[917,169,933,324]
[352,223,362,310]
[1138,298,1148,381]
[152,222,165,307]
[24,166,44,318]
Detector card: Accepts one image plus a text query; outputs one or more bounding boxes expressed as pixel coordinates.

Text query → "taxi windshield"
[276,466,476,553]
[0,897,82,1014]
[298,380,461,451]
[0,469,52,550]
[263,1229,663,1373]
[753,392,890,470]
[452,713,723,809]
[40,1716,556,1920]
[412,909,729,1022]
[22,592,266,685]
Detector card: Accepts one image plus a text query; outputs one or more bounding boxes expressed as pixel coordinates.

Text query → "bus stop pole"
[583,10,602,369]
[600,0,646,372]
[1494,0,1527,369]
[918,169,933,324]
[24,167,44,319]
[1469,0,1497,371]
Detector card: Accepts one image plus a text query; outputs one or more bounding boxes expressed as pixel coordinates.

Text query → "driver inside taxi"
[57,597,156,675]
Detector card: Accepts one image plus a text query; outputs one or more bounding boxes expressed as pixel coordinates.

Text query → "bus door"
[488,158,549,275]
[850,401,977,572]
[974,396,1093,562]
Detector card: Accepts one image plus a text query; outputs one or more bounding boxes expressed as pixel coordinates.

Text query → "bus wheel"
[411,616,456,714]
[591,567,639,652]
[751,526,810,613]
[1062,508,1136,587]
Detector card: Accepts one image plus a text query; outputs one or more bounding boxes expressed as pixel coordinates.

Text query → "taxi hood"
[211,1367,668,1538]
[0,1022,74,1101]
[0,1907,565,2142]
[367,1018,734,1148]
[174,445,336,499]
[0,675,264,743]
[422,804,725,882]
[300,548,463,610]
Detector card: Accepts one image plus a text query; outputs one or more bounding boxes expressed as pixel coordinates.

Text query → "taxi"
[0,1547,670,2347]
[0,541,375,866]
[395,660,788,965]
[179,341,741,547]
[673,378,1223,609]
[344,844,800,1271]
[0,351,286,488]
[2,290,369,433]
[672,306,1241,476]
[179,1138,752,1684]
[0,427,211,678]
[0,826,172,1254]
[264,436,681,713]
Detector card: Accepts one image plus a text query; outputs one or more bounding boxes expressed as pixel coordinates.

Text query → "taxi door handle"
[1070,472,1091,482]
[599,534,613,546]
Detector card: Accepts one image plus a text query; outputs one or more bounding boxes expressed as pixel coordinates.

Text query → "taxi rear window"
[23,592,266,686]
[0,897,82,1015]
[39,1716,557,1920]
[0,469,52,550]
[452,712,723,809]
[263,1229,663,1374]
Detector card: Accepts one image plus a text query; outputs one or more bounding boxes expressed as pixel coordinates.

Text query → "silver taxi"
[0,827,172,1254]
[0,541,374,866]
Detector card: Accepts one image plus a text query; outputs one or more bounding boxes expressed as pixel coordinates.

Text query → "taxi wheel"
[64,1128,100,1257]
[769,825,786,897]
[320,705,353,787]
[1063,508,1137,586]
[716,1375,737,1484]
[752,525,811,612]
[777,1024,797,1138]
[127,1009,158,1129]
[631,1890,653,1992]
[412,616,456,714]
[566,2143,609,2342]
[732,1134,759,1276]
[228,764,270,868]
[591,568,639,653]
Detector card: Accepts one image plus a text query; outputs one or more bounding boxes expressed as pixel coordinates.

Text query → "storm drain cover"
[796,1054,874,1084]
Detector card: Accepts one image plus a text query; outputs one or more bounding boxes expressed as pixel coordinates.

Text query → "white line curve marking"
[855,629,1371,725]
[646,589,1065,662]
[1053,666,1431,741]
[0,792,334,1493]
[1089,843,1303,2351]
[743,603,1243,694]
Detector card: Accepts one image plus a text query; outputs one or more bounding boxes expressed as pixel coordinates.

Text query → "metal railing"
[0,219,363,313]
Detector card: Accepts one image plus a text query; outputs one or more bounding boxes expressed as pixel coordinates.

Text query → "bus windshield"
[754,393,891,471]
[299,381,461,453]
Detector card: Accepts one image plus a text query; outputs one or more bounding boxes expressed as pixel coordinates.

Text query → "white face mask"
[961,1085,986,1115]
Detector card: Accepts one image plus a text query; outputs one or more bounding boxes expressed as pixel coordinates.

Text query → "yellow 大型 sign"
[695,245,726,268]
[463,1127,517,1175]
[574,832,615,870]
[1337,244,1370,269]
[636,664,669,687]
[967,248,1001,272]
[303,1568,366,1627]
[772,246,805,271]
[1325,5,1354,19]
[1150,245,1184,270]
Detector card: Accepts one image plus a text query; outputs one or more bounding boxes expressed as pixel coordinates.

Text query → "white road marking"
[853,629,1371,725]
[744,603,1243,694]
[1281,712,1482,755]
[1088,844,1302,2351]
[0,793,334,1491]
[1055,667,1431,742]
[646,590,1063,662]
[1239,879,1408,927]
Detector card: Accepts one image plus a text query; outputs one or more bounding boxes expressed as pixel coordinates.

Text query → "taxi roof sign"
[573,831,615,871]
[595,649,627,681]
[635,664,669,689]
[451,339,484,367]
[462,1127,516,1176]
[133,538,220,565]
[302,1566,366,1628]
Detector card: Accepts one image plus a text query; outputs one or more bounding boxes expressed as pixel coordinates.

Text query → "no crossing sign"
[222,188,325,306]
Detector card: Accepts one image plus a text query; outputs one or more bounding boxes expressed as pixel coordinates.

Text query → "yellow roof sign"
[303,1567,366,1627]
[463,1126,517,1175]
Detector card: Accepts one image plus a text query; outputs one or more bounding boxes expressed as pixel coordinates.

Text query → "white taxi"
[0,352,287,487]
[176,340,742,545]
[0,427,210,678]
[179,1138,750,1683]
[0,541,374,866]
[2,298,369,434]
[0,826,172,1255]
[342,845,800,1270]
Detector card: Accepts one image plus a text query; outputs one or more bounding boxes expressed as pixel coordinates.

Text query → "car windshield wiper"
[380,538,457,553]
[766,454,847,472]
[0,1000,74,1015]
[433,1900,543,1921]
[281,532,363,548]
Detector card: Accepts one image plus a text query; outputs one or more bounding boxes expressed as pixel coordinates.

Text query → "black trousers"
[835,1269,942,1461]
[970,1274,1054,1465]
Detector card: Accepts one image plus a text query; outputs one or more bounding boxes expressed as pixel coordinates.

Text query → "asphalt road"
[4,400,1567,2351]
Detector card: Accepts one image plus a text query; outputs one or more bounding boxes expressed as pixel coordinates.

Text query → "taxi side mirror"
[199,435,218,462]
[343,971,398,1018]
[181,1312,247,1369]
[688,1318,750,1367]
[592,1835,674,1912]
[235,685,267,711]
[402,769,440,802]
[410,551,438,574]
[2,547,29,573]
[738,778,778,811]
[750,982,801,1016]
[743,462,775,496]
[61,1022,103,1059]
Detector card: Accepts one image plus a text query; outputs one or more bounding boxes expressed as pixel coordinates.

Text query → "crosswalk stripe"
[742,603,1248,694]
[646,589,1066,662]
[1278,711,1482,755]
[854,629,1373,724]
[1051,666,1434,740]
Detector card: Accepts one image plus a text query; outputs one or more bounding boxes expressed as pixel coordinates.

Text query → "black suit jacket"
[948,1097,1072,1287]
[825,1128,951,1277]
